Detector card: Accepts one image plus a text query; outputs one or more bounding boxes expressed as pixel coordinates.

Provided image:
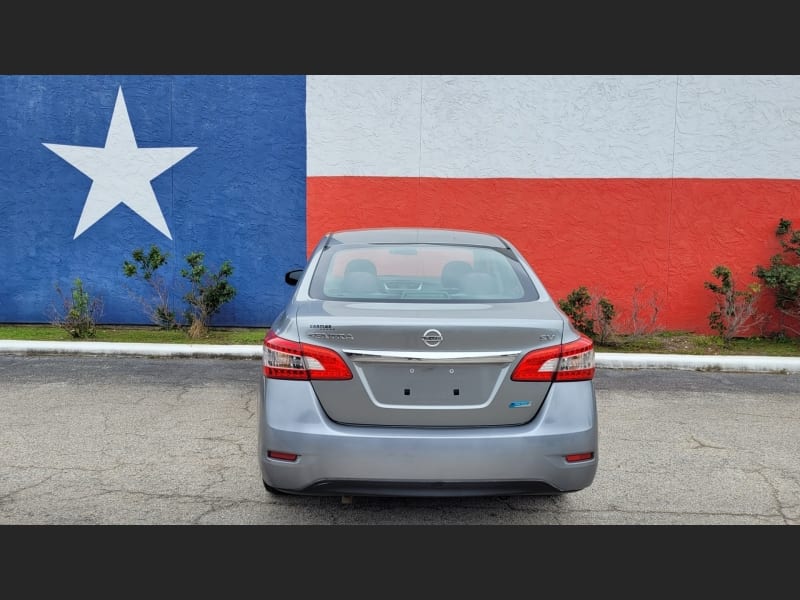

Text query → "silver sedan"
[258,228,598,497]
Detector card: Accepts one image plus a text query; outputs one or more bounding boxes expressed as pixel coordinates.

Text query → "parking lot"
[1,353,798,525]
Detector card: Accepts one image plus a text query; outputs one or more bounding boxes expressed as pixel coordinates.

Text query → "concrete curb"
[2,340,800,373]
[597,352,800,374]
[0,340,260,359]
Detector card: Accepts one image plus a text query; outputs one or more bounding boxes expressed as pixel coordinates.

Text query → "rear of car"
[257,228,598,497]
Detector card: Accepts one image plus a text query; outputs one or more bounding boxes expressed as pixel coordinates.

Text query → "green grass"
[0,324,267,345]
[596,330,800,357]
[1,324,799,356]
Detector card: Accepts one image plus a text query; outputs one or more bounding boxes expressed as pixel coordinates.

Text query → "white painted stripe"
[307,75,800,179]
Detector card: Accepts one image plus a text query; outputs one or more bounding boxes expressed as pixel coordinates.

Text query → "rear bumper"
[257,377,598,497]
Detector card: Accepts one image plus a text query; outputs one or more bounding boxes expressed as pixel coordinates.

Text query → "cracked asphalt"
[1,352,798,524]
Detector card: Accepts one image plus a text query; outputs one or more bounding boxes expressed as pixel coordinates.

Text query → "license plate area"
[360,363,500,407]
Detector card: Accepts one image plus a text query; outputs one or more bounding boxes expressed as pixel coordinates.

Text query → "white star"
[43,86,197,240]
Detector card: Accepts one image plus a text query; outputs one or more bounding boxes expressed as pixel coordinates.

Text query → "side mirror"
[284,269,304,286]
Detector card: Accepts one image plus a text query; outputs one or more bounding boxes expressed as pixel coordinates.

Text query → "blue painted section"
[0,75,306,327]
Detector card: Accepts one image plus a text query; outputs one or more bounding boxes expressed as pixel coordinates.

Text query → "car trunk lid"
[295,301,565,427]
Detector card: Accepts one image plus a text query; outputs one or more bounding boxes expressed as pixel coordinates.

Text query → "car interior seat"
[342,258,380,295]
[344,258,377,276]
[342,270,380,295]
[440,260,473,290]
[458,271,497,296]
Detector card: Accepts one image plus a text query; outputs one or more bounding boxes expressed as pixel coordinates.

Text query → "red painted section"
[307,177,800,334]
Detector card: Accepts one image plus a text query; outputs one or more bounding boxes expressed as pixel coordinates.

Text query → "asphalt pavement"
[1,339,800,373]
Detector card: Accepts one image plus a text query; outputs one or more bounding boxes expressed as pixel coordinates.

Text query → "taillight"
[262,331,352,380]
[511,334,595,382]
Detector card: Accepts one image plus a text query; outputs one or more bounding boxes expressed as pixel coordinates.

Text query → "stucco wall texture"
[306,75,800,335]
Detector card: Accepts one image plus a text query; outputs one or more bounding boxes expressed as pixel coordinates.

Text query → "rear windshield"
[308,244,539,302]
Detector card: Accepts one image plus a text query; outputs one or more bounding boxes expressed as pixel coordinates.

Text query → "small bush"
[49,278,103,338]
[595,297,616,345]
[559,286,616,343]
[559,286,594,338]
[704,265,765,342]
[122,245,178,329]
[180,252,237,339]
[623,284,662,339]
[754,217,800,337]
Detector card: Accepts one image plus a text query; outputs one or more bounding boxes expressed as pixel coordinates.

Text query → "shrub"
[559,286,616,343]
[559,286,594,338]
[49,278,103,338]
[595,297,616,345]
[180,252,237,339]
[754,218,800,337]
[122,245,178,329]
[623,284,662,339]
[704,265,765,342]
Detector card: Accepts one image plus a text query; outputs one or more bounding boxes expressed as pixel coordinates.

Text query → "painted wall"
[1,75,306,327]
[307,75,800,334]
[2,75,799,333]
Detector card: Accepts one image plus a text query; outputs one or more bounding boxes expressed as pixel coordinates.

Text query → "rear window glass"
[308,244,539,302]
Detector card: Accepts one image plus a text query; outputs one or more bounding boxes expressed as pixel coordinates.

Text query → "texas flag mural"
[2,75,800,333]
[306,75,800,335]
[1,75,306,327]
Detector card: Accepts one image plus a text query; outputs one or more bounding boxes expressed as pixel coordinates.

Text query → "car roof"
[324,228,511,248]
